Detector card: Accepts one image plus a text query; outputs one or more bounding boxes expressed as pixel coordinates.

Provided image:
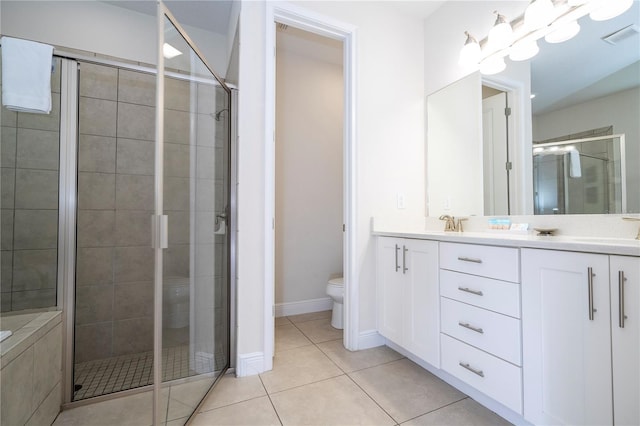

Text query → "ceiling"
[103,0,233,35]
[531,1,640,115]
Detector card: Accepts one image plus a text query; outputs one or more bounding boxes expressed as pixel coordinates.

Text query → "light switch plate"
[397,193,405,209]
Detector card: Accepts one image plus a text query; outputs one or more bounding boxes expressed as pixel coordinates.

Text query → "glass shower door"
[155,8,231,424]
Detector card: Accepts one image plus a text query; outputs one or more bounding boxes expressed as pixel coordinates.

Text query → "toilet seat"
[328,277,344,287]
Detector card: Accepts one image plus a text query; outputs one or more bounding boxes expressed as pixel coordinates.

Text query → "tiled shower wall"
[74,61,228,364]
[0,57,62,312]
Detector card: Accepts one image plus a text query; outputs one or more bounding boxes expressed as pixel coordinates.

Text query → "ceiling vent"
[601,24,639,45]
[277,23,289,31]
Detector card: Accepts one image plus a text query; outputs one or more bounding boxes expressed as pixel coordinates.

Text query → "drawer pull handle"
[459,362,484,377]
[458,322,484,334]
[458,256,482,264]
[458,287,483,296]
[588,267,597,320]
[395,245,400,272]
[403,245,409,274]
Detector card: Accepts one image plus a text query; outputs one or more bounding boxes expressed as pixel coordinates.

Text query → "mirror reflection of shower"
[533,134,626,215]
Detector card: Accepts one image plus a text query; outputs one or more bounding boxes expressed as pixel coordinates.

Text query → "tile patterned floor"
[193,310,513,426]
[56,311,512,425]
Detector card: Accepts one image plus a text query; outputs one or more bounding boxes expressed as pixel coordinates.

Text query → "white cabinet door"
[610,255,640,426]
[404,239,439,367]
[522,248,612,426]
[376,237,404,345]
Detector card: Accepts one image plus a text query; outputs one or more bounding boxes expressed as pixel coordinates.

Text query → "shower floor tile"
[73,345,226,400]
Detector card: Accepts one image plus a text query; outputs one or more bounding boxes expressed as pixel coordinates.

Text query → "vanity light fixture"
[459,31,482,66]
[509,40,540,61]
[545,20,581,43]
[524,0,556,31]
[590,0,634,21]
[488,11,514,51]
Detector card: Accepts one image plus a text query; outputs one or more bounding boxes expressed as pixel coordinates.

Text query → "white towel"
[569,149,582,178]
[1,36,53,114]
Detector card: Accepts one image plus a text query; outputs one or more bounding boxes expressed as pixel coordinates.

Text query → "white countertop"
[373,228,640,257]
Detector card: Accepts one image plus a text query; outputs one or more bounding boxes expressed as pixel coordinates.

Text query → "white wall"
[533,87,640,213]
[275,29,343,306]
[236,0,426,362]
[0,1,228,77]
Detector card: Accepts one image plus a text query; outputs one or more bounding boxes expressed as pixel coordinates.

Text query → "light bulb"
[480,56,506,75]
[459,31,481,66]
[590,0,633,21]
[545,20,581,43]
[509,40,540,61]
[488,12,513,51]
[524,0,556,31]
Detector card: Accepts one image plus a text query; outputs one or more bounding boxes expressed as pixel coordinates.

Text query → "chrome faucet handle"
[455,217,468,233]
[439,215,456,232]
[622,217,640,240]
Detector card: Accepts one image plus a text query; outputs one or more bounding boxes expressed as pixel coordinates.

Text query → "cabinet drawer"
[441,297,521,365]
[441,333,522,414]
[440,242,519,282]
[440,270,521,318]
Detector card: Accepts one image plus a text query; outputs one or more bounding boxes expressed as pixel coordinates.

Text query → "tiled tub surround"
[74,61,228,397]
[0,57,62,313]
[0,311,63,426]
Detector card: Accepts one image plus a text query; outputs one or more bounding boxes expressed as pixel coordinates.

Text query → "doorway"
[274,26,344,327]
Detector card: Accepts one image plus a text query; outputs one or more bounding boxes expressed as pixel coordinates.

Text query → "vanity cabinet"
[522,249,639,425]
[376,237,439,366]
[438,242,523,414]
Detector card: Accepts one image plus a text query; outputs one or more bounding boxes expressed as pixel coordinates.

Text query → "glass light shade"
[545,21,581,43]
[480,56,506,75]
[488,13,514,51]
[590,0,633,21]
[524,0,556,30]
[509,40,540,61]
[459,32,482,66]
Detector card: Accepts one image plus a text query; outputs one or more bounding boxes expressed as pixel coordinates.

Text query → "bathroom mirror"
[427,3,640,216]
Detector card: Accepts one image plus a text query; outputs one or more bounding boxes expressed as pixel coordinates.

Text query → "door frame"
[264,2,359,362]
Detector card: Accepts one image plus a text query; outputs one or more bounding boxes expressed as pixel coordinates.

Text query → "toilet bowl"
[326,277,344,329]
[163,276,190,329]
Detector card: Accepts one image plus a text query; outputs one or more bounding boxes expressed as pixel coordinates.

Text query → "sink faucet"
[455,217,468,232]
[439,215,456,232]
[622,217,640,240]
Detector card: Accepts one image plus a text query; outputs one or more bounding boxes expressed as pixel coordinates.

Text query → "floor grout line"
[258,372,284,426]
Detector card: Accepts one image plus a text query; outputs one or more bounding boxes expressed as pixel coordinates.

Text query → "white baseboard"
[236,352,265,377]
[358,329,385,350]
[275,297,333,317]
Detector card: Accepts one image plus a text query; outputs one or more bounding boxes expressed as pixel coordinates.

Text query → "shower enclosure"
[1,3,233,425]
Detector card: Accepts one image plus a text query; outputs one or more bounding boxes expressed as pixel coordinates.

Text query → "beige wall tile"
[78,135,116,173]
[2,106,17,127]
[117,102,154,141]
[194,212,215,245]
[113,316,153,356]
[75,322,112,363]
[195,182,216,213]
[196,83,217,115]
[1,209,13,250]
[32,323,62,409]
[118,69,155,107]
[114,281,153,320]
[164,177,190,211]
[15,169,59,209]
[165,77,193,112]
[0,346,34,426]
[12,249,57,291]
[26,382,61,426]
[164,142,190,178]
[115,210,152,247]
[0,292,11,312]
[78,172,115,210]
[164,109,191,144]
[1,251,12,293]
[11,289,56,310]
[167,210,190,245]
[116,174,154,210]
[164,244,190,278]
[77,210,115,248]
[1,168,15,209]
[76,247,113,286]
[18,93,61,132]
[75,285,114,325]
[195,146,215,179]
[79,62,118,101]
[194,244,215,277]
[16,128,59,170]
[79,97,117,137]
[1,126,17,167]
[114,246,153,282]
[14,210,58,249]
[196,114,216,147]
[116,138,154,175]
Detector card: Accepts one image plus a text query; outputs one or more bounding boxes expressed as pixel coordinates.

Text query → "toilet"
[163,276,190,329]
[326,277,344,329]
